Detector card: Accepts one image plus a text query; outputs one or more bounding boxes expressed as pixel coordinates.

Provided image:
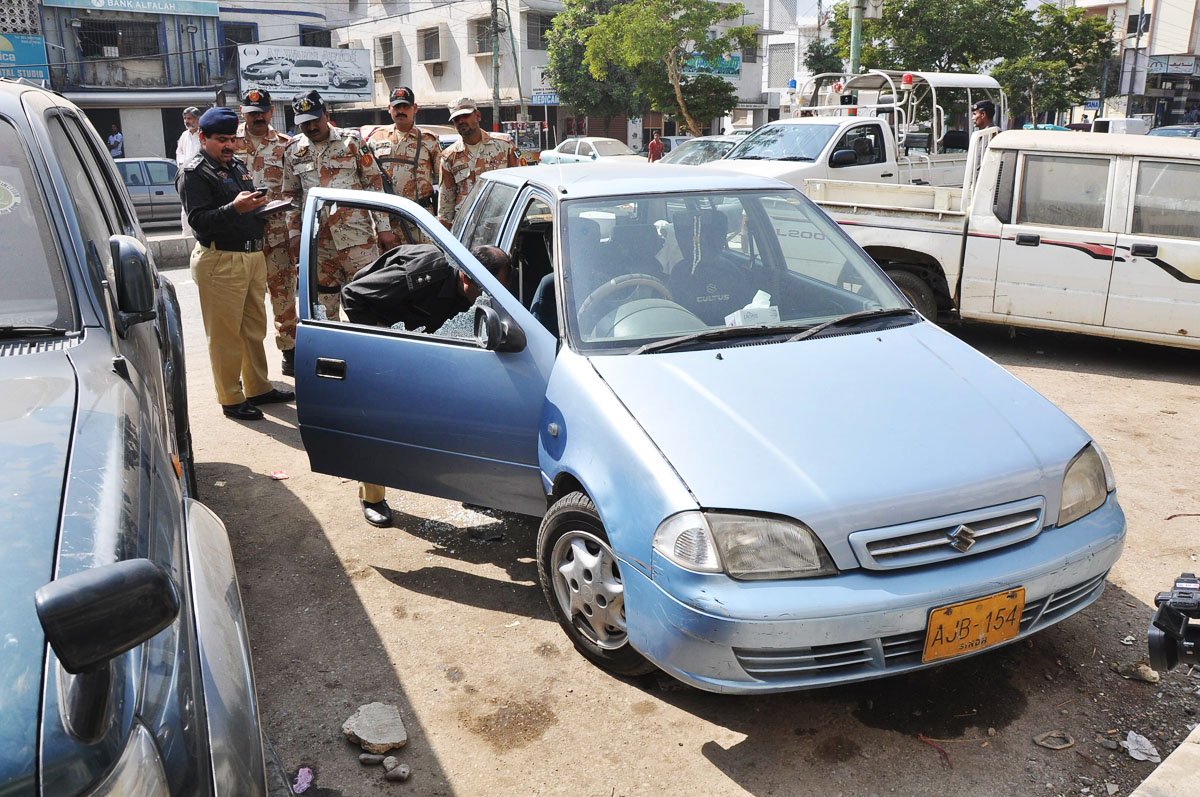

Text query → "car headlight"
[90,721,170,795]
[1058,443,1114,527]
[653,511,837,580]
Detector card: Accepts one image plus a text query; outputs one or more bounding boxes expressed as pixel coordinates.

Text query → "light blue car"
[293,165,1125,694]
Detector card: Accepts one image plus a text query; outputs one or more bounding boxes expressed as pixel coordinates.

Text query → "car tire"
[330,75,341,88]
[537,492,657,677]
[887,269,938,319]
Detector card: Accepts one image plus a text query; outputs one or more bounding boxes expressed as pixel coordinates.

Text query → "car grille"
[848,496,1046,570]
[732,572,1107,685]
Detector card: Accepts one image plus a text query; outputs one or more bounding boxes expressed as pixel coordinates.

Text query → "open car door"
[293,188,557,516]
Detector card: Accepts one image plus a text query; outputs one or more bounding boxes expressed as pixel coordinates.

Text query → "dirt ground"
[168,264,1199,797]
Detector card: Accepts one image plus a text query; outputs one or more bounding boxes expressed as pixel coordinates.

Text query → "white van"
[1091,117,1149,135]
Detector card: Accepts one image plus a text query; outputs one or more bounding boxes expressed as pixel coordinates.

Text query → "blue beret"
[199,107,239,135]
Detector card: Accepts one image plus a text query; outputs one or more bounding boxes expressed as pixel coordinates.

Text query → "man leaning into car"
[178,107,295,421]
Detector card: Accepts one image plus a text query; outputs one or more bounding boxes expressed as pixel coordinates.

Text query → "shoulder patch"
[359,151,375,169]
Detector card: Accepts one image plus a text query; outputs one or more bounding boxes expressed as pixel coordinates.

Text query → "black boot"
[282,348,295,377]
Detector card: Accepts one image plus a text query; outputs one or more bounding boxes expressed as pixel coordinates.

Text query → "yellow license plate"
[922,588,1025,663]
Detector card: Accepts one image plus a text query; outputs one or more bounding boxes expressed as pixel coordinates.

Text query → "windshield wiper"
[0,324,68,339]
[730,155,767,160]
[775,156,815,162]
[787,308,917,343]
[632,323,818,355]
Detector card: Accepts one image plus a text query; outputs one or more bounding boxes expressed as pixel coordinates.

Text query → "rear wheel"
[887,269,938,319]
[537,492,656,677]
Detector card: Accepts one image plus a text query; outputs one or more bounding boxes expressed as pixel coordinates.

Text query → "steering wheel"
[577,274,671,334]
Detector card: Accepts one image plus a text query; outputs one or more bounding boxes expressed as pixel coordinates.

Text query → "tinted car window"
[146,161,177,185]
[0,119,72,328]
[48,115,119,287]
[460,181,517,248]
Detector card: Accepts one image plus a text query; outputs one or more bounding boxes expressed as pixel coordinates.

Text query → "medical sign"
[238,44,372,104]
[0,34,50,83]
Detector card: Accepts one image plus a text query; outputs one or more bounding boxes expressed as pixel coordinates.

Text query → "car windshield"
[661,140,735,165]
[1149,127,1197,137]
[594,140,636,157]
[295,60,322,68]
[726,124,839,161]
[0,120,73,330]
[559,188,910,353]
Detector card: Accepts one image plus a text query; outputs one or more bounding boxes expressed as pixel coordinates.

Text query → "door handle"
[1015,233,1041,247]
[1130,243,1158,258]
[880,172,894,178]
[154,190,164,195]
[315,357,346,379]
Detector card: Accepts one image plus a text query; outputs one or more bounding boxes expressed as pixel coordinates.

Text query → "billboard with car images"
[238,44,372,103]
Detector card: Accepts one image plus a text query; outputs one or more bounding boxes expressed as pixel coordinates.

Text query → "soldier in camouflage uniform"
[367,86,442,233]
[236,87,297,376]
[282,90,399,321]
[437,97,519,228]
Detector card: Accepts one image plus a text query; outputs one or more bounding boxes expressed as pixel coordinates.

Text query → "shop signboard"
[684,54,741,77]
[0,34,50,83]
[43,0,218,16]
[238,44,372,103]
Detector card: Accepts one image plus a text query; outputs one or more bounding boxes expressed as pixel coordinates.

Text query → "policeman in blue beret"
[178,106,295,421]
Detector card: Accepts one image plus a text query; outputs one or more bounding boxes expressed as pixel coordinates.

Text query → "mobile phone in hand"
[252,188,267,197]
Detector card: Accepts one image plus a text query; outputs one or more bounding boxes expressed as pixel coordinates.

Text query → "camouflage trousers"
[315,237,379,320]
[263,240,297,351]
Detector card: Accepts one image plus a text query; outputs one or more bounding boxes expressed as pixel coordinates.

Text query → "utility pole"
[491,0,501,131]
[1124,0,1145,118]
[848,0,865,75]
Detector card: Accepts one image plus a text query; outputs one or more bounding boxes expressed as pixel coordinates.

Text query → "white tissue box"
[724,306,780,326]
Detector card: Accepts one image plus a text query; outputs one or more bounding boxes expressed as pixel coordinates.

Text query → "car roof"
[483,162,793,198]
[990,129,1200,157]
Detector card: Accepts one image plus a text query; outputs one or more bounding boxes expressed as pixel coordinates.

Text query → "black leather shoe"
[222,401,264,421]
[362,500,393,528]
[281,349,295,377]
[247,387,295,406]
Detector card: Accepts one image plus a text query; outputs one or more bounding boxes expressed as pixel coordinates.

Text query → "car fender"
[185,499,268,797]
[539,347,697,576]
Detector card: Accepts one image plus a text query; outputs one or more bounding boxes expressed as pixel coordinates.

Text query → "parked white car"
[539,137,642,165]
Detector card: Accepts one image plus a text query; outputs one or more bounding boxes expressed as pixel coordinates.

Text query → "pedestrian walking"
[236,88,298,376]
[647,130,664,163]
[281,89,398,523]
[437,97,519,228]
[177,107,294,421]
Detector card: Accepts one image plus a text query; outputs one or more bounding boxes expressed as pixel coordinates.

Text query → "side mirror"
[590,151,598,160]
[110,234,157,335]
[36,558,180,674]
[474,305,527,352]
[830,149,858,167]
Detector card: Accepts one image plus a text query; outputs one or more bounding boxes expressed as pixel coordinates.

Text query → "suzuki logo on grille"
[947,524,978,553]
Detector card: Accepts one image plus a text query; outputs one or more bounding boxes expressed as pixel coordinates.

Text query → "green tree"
[581,0,758,135]
[830,0,1028,72]
[992,6,1114,122]
[545,0,640,120]
[803,38,844,76]
[636,68,739,132]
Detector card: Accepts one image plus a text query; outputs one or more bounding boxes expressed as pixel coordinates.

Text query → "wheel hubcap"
[550,529,628,650]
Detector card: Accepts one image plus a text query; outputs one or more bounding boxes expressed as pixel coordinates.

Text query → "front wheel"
[887,269,938,319]
[537,492,656,677]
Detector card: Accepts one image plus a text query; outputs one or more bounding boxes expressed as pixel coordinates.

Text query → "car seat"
[852,137,874,164]
[668,209,753,324]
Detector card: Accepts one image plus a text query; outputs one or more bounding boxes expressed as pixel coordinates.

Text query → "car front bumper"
[623,495,1125,694]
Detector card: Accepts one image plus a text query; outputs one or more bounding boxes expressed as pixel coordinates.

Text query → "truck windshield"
[0,120,73,331]
[559,188,910,353]
[726,124,839,162]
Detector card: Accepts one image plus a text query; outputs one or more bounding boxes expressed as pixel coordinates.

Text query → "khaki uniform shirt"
[438,131,517,225]
[282,126,391,249]
[236,124,292,247]
[366,125,442,204]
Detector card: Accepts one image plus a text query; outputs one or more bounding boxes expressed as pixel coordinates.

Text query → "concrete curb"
[146,230,195,270]
[1130,718,1200,796]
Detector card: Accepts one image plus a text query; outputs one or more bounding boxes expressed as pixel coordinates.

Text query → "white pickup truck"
[799,129,1200,350]
[717,70,1006,188]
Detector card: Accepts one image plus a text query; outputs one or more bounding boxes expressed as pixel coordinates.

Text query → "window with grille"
[419,27,440,61]
[767,43,795,87]
[742,44,758,63]
[300,26,331,48]
[469,18,493,55]
[376,35,395,67]
[79,19,160,59]
[526,12,554,50]
[221,22,256,76]
[770,0,798,28]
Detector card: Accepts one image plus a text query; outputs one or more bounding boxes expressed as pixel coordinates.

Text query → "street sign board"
[532,90,559,105]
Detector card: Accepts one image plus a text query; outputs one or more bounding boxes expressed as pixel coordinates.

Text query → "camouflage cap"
[447,97,477,120]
